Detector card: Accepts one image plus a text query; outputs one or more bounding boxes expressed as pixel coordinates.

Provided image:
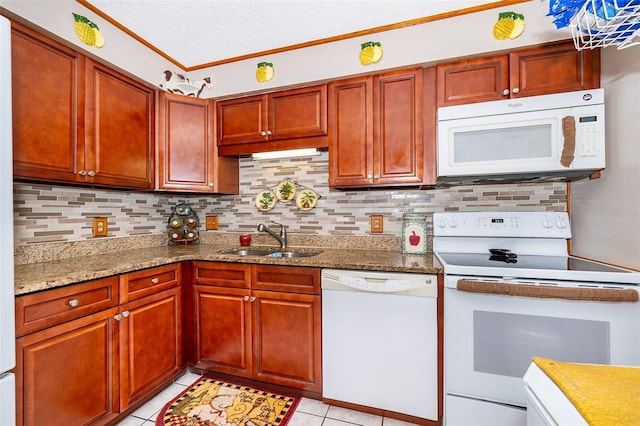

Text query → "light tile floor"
[116,371,419,426]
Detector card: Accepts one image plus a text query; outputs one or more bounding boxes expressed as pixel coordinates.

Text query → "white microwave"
[437,89,605,184]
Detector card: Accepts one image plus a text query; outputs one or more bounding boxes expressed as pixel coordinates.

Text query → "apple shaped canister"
[402,213,429,254]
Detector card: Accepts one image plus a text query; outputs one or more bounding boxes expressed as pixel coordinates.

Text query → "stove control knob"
[449,219,458,228]
[437,218,447,228]
[542,218,554,228]
[555,218,567,229]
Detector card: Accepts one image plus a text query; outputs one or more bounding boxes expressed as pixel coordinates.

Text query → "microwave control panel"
[576,115,600,157]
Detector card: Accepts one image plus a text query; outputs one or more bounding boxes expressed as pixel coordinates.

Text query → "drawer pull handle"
[151,277,159,284]
[68,299,79,307]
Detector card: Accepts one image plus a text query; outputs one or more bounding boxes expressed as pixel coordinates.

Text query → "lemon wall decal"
[359,41,383,65]
[256,62,274,83]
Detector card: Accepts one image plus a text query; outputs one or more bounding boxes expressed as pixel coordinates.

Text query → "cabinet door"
[509,43,600,98]
[193,285,252,377]
[157,92,239,193]
[374,69,425,186]
[11,22,85,183]
[269,85,327,139]
[328,76,374,187]
[217,94,267,145]
[252,290,321,392]
[119,287,182,410]
[85,59,154,189]
[15,308,119,426]
[437,55,510,106]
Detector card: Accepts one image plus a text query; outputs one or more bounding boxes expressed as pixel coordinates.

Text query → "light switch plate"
[206,215,219,230]
[93,217,108,237]
[370,215,383,233]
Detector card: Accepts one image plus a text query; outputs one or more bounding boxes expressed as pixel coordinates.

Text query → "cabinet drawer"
[120,263,181,303]
[253,266,320,294]
[192,262,251,288]
[15,276,119,337]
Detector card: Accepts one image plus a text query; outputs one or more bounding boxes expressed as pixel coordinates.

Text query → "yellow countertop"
[14,243,442,296]
[532,357,640,426]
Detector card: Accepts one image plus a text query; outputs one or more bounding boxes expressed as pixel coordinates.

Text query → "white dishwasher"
[322,269,438,421]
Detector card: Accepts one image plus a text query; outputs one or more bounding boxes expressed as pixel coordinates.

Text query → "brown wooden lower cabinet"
[14,261,321,424]
[119,287,182,410]
[252,289,321,390]
[14,265,183,425]
[192,262,322,393]
[15,307,120,426]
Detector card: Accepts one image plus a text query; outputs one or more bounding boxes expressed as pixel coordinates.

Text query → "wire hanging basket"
[570,0,640,50]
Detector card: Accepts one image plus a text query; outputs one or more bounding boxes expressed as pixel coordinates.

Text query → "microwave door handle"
[560,115,576,167]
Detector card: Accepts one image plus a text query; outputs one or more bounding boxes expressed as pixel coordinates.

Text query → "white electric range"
[433,211,640,426]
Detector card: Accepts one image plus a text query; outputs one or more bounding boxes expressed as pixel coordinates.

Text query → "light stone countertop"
[14,243,443,296]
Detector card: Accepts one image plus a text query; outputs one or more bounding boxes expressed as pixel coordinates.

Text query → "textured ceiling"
[84,0,494,69]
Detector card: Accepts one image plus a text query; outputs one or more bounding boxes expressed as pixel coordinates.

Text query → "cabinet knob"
[114,314,123,321]
[244,296,249,301]
[209,183,214,186]
[151,277,159,284]
[78,170,86,176]
[367,174,373,179]
[260,130,267,136]
[122,311,130,318]
[68,299,79,307]
[87,170,96,177]
[250,296,256,302]
[266,130,272,136]
[373,174,379,179]
[502,89,510,96]
[512,87,520,94]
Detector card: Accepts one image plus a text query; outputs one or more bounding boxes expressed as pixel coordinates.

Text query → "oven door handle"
[457,279,639,302]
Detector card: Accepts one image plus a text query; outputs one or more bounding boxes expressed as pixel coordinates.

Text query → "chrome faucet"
[257,221,287,249]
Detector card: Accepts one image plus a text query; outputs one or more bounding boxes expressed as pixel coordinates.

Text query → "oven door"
[444,274,640,409]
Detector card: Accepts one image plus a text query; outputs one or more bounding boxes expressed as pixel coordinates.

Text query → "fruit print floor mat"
[156,377,299,426]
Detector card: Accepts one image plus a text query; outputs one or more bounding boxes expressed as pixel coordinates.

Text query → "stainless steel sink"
[223,249,276,256]
[223,249,319,258]
[270,251,319,258]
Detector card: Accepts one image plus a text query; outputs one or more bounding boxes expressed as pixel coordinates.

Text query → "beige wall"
[570,46,640,270]
[1,0,572,98]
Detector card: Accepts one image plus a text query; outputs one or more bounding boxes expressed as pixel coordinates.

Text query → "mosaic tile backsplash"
[13,151,567,245]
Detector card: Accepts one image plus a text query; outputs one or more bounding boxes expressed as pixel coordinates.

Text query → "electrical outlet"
[205,215,219,230]
[370,215,383,233]
[93,217,108,237]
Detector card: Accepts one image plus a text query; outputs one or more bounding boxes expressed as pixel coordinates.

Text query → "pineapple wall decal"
[72,13,105,48]
[359,41,383,65]
[493,12,525,40]
[256,62,274,83]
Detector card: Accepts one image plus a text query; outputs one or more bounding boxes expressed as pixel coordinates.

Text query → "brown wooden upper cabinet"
[217,84,328,156]
[156,92,239,193]
[329,67,436,188]
[11,22,155,189]
[437,41,601,107]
